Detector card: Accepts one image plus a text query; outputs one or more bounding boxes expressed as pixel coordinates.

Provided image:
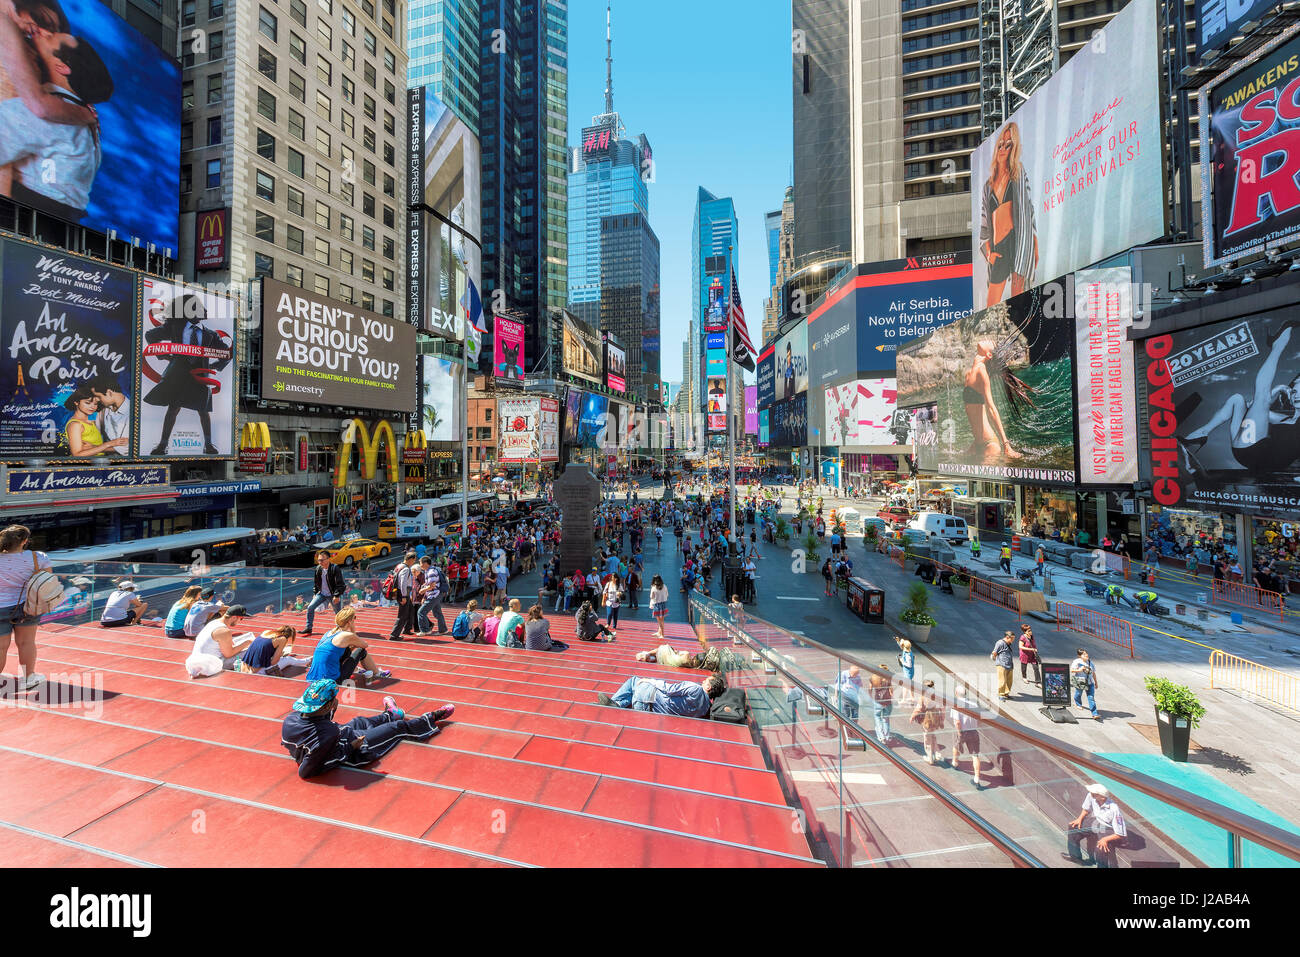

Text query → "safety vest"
[1000,545,1011,559]
[1136,592,1157,603]
[1107,584,1124,597]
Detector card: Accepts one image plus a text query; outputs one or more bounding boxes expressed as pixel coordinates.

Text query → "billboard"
[969,0,1163,311]
[493,315,525,380]
[825,378,897,446]
[0,237,134,457]
[1074,267,1138,485]
[890,404,940,471]
[498,397,540,462]
[539,396,559,462]
[775,322,809,401]
[705,276,726,332]
[420,356,462,442]
[756,344,776,408]
[139,279,235,457]
[758,408,770,446]
[261,278,418,413]
[194,208,228,271]
[807,254,974,387]
[1196,0,1278,58]
[581,121,616,158]
[896,286,1076,485]
[604,337,626,393]
[576,391,609,449]
[1138,311,1300,518]
[562,310,602,384]
[562,389,583,445]
[408,87,482,339]
[1200,25,1300,268]
[0,0,180,251]
[771,393,808,448]
[745,386,758,435]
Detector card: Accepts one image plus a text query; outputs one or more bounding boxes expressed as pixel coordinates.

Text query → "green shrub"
[901,581,936,626]
[803,531,821,565]
[1143,676,1206,729]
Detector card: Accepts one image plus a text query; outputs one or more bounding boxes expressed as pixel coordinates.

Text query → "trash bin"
[846,577,884,623]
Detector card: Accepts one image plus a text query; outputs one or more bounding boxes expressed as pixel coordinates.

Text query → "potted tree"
[775,516,791,546]
[951,569,970,601]
[900,582,936,643]
[803,531,822,570]
[1143,677,1205,762]
[863,523,879,553]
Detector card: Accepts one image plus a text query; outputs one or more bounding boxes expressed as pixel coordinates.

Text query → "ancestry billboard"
[260,278,417,413]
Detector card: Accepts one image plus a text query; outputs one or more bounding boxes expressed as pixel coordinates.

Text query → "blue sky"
[566,0,793,387]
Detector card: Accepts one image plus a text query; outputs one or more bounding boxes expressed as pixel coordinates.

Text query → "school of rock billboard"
[0,237,135,458]
[139,278,236,457]
[1200,24,1300,268]
[968,0,1164,310]
[1138,310,1300,518]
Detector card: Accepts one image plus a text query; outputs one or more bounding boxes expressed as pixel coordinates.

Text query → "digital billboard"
[407,87,482,339]
[969,0,1163,311]
[493,315,525,380]
[562,310,602,384]
[897,286,1076,485]
[825,379,897,446]
[889,405,940,471]
[707,376,727,433]
[562,389,583,445]
[1074,266,1138,485]
[756,344,776,408]
[1200,25,1300,268]
[604,337,626,393]
[420,356,462,442]
[758,408,770,446]
[807,254,974,387]
[1196,0,1277,58]
[498,397,540,462]
[775,322,809,401]
[1137,310,1300,518]
[705,276,726,332]
[0,0,180,251]
[705,331,727,377]
[745,386,758,435]
[576,391,609,449]
[539,396,559,462]
[261,278,418,413]
[139,279,236,458]
[0,237,134,458]
[771,393,808,448]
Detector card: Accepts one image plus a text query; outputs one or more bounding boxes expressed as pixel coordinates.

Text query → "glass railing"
[689,593,1300,869]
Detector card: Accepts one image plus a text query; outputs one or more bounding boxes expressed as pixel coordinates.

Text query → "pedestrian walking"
[1018,623,1040,685]
[867,666,894,745]
[1035,543,1045,577]
[302,550,344,636]
[910,679,945,764]
[999,541,1012,575]
[991,630,1016,700]
[1070,648,1100,719]
[649,575,669,637]
[0,524,50,691]
[837,665,862,720]
[894,636,915,682]
[950,684,984,787]
[602,574,623,628]
[388,552,418,641]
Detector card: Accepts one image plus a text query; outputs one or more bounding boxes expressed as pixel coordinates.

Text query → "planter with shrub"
[1143,676,1205,762]
[951,571,970,601]
[901,582,936,643]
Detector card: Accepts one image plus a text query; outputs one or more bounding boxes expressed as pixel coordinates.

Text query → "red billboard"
[195,208,229,271]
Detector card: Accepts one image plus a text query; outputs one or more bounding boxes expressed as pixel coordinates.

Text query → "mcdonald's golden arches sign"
[195,208,229,271]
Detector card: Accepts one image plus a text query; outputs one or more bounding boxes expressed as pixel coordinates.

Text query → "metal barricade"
[1212,578,1285,621]
[1055,601,1135,658]
[1209,650,1299,713]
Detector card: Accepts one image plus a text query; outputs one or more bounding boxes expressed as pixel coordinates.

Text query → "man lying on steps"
[597,673,725,718]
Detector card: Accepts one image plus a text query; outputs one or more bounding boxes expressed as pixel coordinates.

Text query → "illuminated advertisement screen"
[493,315,525,380]
[562,311,602,384]
[604,338,626,393]
[745,386,758,435]
[0,0,180,250]
[562,389,583,445]
[498,397,540,462]
[775,322,808,401]
[968,0,1164,310]
[824,378,897,446]
[421,356,463,442]
[705,276,726,332]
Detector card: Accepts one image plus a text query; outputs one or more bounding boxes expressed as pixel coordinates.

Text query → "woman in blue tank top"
[306,607,390,684]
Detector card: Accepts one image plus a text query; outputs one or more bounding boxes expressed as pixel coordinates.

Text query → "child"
[895,636,915,682]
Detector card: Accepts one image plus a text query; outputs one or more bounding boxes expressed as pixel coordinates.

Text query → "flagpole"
[460,262,471,549]
[727,244,737,545]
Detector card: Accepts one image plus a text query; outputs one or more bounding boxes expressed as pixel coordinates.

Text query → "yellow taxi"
[321,538,389,566]
[377,518,397,541]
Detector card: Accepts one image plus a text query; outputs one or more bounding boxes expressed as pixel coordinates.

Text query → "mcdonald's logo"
[237,421,271,472]
[195,208,229,271]
[334,419,399,487]
[403,429,427,450]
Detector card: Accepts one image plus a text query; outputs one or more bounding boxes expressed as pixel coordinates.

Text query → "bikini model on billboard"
[1181,322,1300,478]
[979,122,1038,307]
[962,339,1029,462]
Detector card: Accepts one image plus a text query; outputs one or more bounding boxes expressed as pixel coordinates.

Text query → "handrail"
[1210,649,1299,713]
[693,594,1300,863]
[692,598,1043,868]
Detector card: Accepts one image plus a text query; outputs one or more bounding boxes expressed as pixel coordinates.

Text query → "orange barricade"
[1212,578,1285,621]
[889,545,905,569]
[969,575,1021,618]
[1055,601,1135,658]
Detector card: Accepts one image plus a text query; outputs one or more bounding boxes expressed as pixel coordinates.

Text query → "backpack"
[382,570,400,601]
[710,687,748,723]
[22,552,65,617]
[451,611,470,638]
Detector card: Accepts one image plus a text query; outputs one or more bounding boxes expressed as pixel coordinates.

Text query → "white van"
[908,511,969,546]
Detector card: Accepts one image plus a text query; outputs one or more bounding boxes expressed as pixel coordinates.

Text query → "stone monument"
[554,465,602,575]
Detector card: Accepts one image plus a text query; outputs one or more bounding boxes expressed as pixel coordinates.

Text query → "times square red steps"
[6,607,821,868]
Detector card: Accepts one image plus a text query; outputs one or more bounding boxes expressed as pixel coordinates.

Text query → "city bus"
[47,528,264,571]
[394,493,499,541]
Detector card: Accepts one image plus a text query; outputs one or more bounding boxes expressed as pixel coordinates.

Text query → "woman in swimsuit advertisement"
[979,122,1038,308]
[963,340,1021,462]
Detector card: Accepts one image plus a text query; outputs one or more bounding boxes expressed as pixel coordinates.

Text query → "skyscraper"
[566,5,660,401]
[479,0,568,374]
[762,188,794,346]
[406,0,480,134]
[691,187,738,434]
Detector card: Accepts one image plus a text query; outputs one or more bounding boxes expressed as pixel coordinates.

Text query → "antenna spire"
[604,3,614,115]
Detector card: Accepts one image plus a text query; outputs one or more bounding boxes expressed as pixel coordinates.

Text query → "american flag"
[728,265,756,372]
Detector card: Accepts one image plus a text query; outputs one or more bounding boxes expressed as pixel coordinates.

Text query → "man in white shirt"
[1064,783,1128,867]
[184,587,226,637]
[949,687,984,787]
[100,581,148,628]
[90,378,130,454]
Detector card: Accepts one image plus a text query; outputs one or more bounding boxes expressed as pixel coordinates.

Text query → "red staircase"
[3,606,820,868]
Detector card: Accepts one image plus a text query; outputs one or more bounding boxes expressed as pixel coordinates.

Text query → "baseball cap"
[199,587,215,599]
[294,678,339,713]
